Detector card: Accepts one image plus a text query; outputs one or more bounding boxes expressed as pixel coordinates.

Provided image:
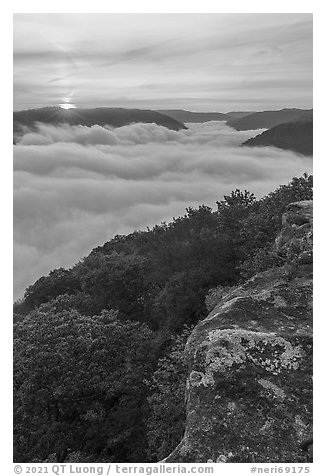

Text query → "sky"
[13,12,313,299]
[13,13,312,112]
[5,5,325,468]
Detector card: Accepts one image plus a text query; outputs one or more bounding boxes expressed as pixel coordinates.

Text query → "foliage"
[238,173,313,277]
[16,268,81,315]
[16,175,313,330]
[146,327,191,461]
[73,252,151,321]
[13,174,313,462]
[14,306,155,462]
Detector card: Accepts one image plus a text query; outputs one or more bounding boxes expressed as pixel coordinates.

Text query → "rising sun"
[59,103,76,110]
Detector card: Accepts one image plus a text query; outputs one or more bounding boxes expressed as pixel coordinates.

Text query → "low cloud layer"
[14,121,312,300]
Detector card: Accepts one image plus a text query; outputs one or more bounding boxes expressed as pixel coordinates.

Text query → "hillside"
[242,120,313,156]
[164,201,313,463]
[14,175,313,463]
[225,111,254,119]
[13,107,187,137]
[227,108,313,131]
[157,109,229,123]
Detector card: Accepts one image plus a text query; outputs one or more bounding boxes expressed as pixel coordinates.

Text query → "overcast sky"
[13,12,313,299]
[13,13,312,112]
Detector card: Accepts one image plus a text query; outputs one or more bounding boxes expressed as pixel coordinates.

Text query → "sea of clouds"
[13,121,312,300]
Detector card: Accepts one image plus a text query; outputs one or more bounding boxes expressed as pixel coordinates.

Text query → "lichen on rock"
[163,201,313,463]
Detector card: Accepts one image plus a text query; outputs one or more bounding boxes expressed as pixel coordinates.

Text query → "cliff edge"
[164,200,313,463]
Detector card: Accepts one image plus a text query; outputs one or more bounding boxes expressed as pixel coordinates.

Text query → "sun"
[59,103,76,110]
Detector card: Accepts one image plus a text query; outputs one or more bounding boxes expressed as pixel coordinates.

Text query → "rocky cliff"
[164,200,313,463]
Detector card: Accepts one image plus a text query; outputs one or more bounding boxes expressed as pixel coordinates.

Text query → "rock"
[163,201,313,463]
[282,201,313,226]
[276,201,313,273]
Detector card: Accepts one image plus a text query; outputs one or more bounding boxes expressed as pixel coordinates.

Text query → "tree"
[73,252,151,320]
[15,175,313,330]
[146,327,191,461]
[239,174,313,277]
[21,268,81,315]
[14,305,155,462]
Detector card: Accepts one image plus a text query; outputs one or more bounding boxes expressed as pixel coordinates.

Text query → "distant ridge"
[13,106,187,137]
[157,109,229,123]
[225,111,254,119]
[227,108,313,131]
[242,119,313,156]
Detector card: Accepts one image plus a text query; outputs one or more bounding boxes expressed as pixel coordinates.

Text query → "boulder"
[164,201,313,463]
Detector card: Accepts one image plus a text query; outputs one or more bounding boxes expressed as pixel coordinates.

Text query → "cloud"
[13,121,312,300]
[13,13,312,111]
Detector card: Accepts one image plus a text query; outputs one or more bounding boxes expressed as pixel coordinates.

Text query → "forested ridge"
[13,106,186,143]
[14,173,313,463]
[242,120,313,156]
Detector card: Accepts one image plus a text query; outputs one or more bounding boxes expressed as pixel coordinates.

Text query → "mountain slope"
[242,120,313,156]
[225,111,254,119]
[157,109,229,123]
[13,107,187,136]
[164,200,313,463]
[227,108,313,131]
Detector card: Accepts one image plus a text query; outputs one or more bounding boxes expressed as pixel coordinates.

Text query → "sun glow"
[59,103,76,110]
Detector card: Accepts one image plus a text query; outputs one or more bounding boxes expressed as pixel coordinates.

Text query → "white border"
[3,3,324,473]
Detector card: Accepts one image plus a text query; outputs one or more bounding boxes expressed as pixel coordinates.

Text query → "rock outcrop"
[164,200,313,463]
